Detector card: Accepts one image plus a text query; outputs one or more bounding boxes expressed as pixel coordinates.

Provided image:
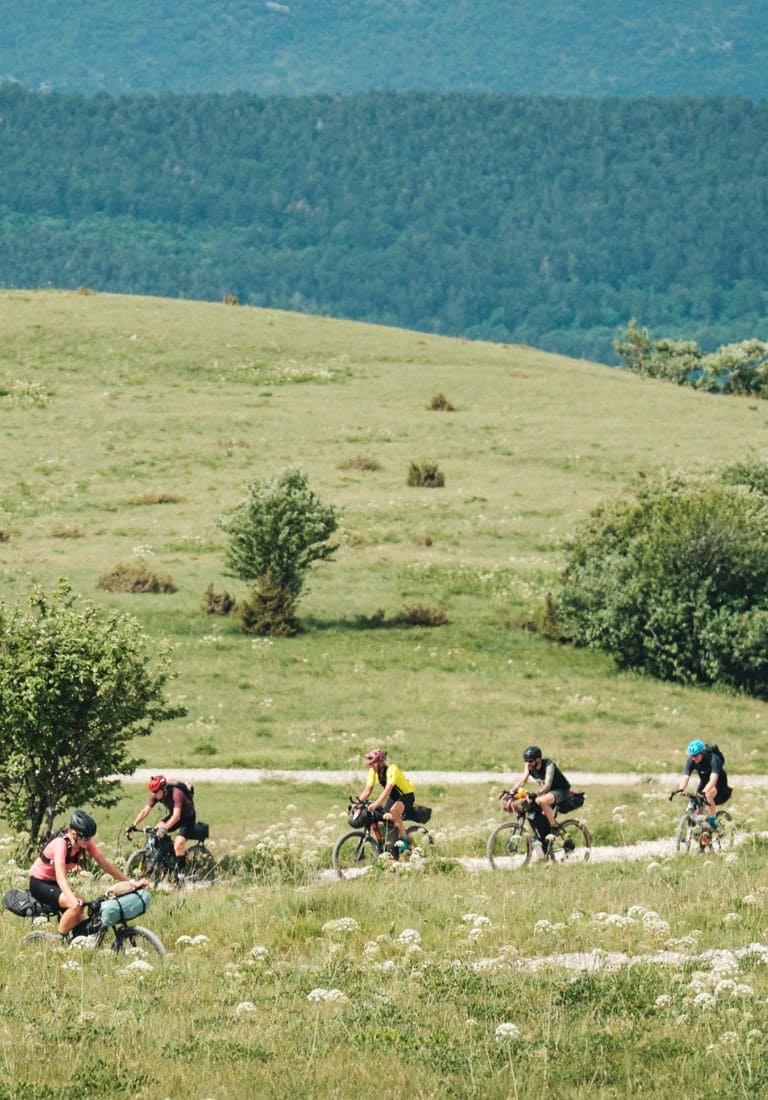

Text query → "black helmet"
[523,745,542,762]
[69,809,97,839]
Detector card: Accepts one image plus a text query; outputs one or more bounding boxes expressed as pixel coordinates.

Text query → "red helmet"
[148,774,166,792]
[364,748,386,767]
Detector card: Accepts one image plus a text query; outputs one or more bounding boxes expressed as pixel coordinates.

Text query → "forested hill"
[2,88,767,364]
[2,0,767,99]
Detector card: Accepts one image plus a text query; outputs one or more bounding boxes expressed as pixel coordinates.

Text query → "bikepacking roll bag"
[99,887,151,927]
[408,804,432,824]
[559,791,586,814]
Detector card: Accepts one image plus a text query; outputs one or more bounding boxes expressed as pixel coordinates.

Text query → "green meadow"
[2,289,768,1098]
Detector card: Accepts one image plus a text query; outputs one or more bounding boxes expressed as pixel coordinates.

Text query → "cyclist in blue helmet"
[674,739,732,829]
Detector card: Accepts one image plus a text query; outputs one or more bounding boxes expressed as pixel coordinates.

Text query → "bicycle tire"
[126,847,167,888]
[405,825,435,860]
[486,821,531,870]
[712,810,734,851]
[21,930,62,948]
[332,830,381,878]
[113,924,167,957]
[547,819,591,863]
[185,845,217,885]
[675,812,693,853]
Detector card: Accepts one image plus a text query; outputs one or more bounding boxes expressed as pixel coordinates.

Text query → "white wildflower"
[495,1022,521,1041]
[307,988,347,1003]
[723,913,741,925]
[322,917,360,935]
[397,928,421,945]
[654,994,672,1007]
[235,1001,257,1015]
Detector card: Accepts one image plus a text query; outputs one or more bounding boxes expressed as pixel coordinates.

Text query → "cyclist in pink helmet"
[358,748,416,853]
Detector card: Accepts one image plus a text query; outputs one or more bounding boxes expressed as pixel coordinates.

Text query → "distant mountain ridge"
[2,0,767,98]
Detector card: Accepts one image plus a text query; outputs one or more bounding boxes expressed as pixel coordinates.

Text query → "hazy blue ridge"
[1,88,766,364]
[1,0,766,98]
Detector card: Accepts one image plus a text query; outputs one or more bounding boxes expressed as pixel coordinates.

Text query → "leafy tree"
[218,467,340,635]
[553,472,768,697]
[0,580,185,854]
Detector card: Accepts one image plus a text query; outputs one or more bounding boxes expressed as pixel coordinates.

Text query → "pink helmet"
[364,748,386,767]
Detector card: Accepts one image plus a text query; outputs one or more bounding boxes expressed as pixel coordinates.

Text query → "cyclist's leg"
[384,797,408,843]
[29,877,79,936]
[536,791,557,831]
[172,818,194,877]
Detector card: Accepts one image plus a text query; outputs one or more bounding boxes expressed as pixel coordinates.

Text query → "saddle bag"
[407,804,432,824]
[2,888,51,918]
[559,791,586,814]
[99,888,151,927]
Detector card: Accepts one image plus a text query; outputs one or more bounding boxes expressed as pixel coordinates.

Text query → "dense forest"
[2,87,767,363]
[2,1,766,99]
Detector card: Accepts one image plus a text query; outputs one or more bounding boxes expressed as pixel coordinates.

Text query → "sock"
[708,816,718,827]
[175,854,187,873]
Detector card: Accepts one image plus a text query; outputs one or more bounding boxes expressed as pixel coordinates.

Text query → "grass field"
[3,289,768,1097]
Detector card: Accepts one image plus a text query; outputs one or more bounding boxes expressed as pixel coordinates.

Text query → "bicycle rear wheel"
[711,811,734,852]
[185,845,217,885]
[405,824,434,860]
[486,822,531,869]
[547,819,591,863]
[21,930,62,948]
[113,924,167,957]
[332,831,380,878]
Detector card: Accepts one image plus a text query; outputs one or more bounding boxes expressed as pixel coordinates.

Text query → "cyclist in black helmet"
[511,747,573,837]
[28,810,145,937]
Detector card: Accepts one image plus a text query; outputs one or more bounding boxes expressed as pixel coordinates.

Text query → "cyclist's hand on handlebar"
[668,790,683,801]
[125,825,135,836]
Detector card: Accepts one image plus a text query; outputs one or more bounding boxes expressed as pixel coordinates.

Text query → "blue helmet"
[687,739,705,756]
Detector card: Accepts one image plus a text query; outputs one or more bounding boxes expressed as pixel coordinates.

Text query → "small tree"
[218,467,340,635]
[552,472,768,696]
[0,581,185,854]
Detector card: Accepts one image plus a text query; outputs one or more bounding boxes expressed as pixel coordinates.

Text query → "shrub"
[97,563,177,594]
[407,460,445,488]
[427,392,456,411]
[553,471,768,696]
[201,583,237,616]
[222,293,239,305]
[238,569,299,636]
[390,603,448,627]
[337,454,381,471]
[0,529,9,543]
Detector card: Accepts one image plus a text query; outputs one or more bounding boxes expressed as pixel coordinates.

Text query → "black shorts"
[384,792,415,814]
[698,782,732,806]
[549,788,571,808]
[29,877,64,912]
[163,815,197,838]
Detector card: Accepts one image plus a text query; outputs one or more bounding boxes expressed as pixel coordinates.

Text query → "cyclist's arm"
[130,802,154,829]
[538,762,556,795]
[52,844,81,908]
[91,845,131,884]
[511,764,531,793]
[674,774,690,794]
[702,755,722,797]
[370,781,394,811]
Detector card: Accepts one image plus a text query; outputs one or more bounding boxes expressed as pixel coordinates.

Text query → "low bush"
[390,603,448,627]
[337,454,381,471]
[97,563,177,593]
[426,392,456,411]
[127,492,184,505]
[407,460,445,488]
[201,583,237,615]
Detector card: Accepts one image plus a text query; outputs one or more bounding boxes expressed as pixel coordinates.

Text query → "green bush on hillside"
[552,471,768,697]
[407,460,445,488]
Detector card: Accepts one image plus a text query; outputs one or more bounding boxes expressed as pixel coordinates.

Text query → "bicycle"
[332,798,434,879]
[3,886,166,956]
[486,790,592,869]
[125,825,217,886]
[669,790,734,854]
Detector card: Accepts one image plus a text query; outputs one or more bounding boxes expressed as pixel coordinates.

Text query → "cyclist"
[674,739,732,830]
[28,809,145,937]
[511,746,573,838]
[128,775,199,880]
[357,748,416,854]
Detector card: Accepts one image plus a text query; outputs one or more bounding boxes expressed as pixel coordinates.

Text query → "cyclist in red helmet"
[358,749,416,854]
[127,775,199,880]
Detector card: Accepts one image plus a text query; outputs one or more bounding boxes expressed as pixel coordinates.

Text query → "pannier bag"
[408,804,432,824]
[559,791,586,814]
[99,888,151,927]
[3,888,50,918]
[190,820,209,841]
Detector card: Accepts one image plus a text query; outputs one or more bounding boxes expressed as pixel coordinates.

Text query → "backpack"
[167,780,195,801]
[704,744,725,767]
[38,828,81,866]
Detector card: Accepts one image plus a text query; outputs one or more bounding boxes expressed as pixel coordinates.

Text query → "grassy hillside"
[3,288,768,778]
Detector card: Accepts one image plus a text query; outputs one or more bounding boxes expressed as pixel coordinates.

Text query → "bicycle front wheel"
[486,822,531,870]
[332,831,381,879]
[675,813,694,853]
[547,819,591,863]
[113,924,167,957]
[126,847,166,888]
[185,845,217,885]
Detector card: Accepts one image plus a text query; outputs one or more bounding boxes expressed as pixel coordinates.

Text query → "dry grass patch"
[97,563,177,593]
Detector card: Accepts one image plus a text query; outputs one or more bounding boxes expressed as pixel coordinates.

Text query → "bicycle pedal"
[563,839,575,853]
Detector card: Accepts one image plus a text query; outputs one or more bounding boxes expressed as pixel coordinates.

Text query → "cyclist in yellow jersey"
[358,748,416,852]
